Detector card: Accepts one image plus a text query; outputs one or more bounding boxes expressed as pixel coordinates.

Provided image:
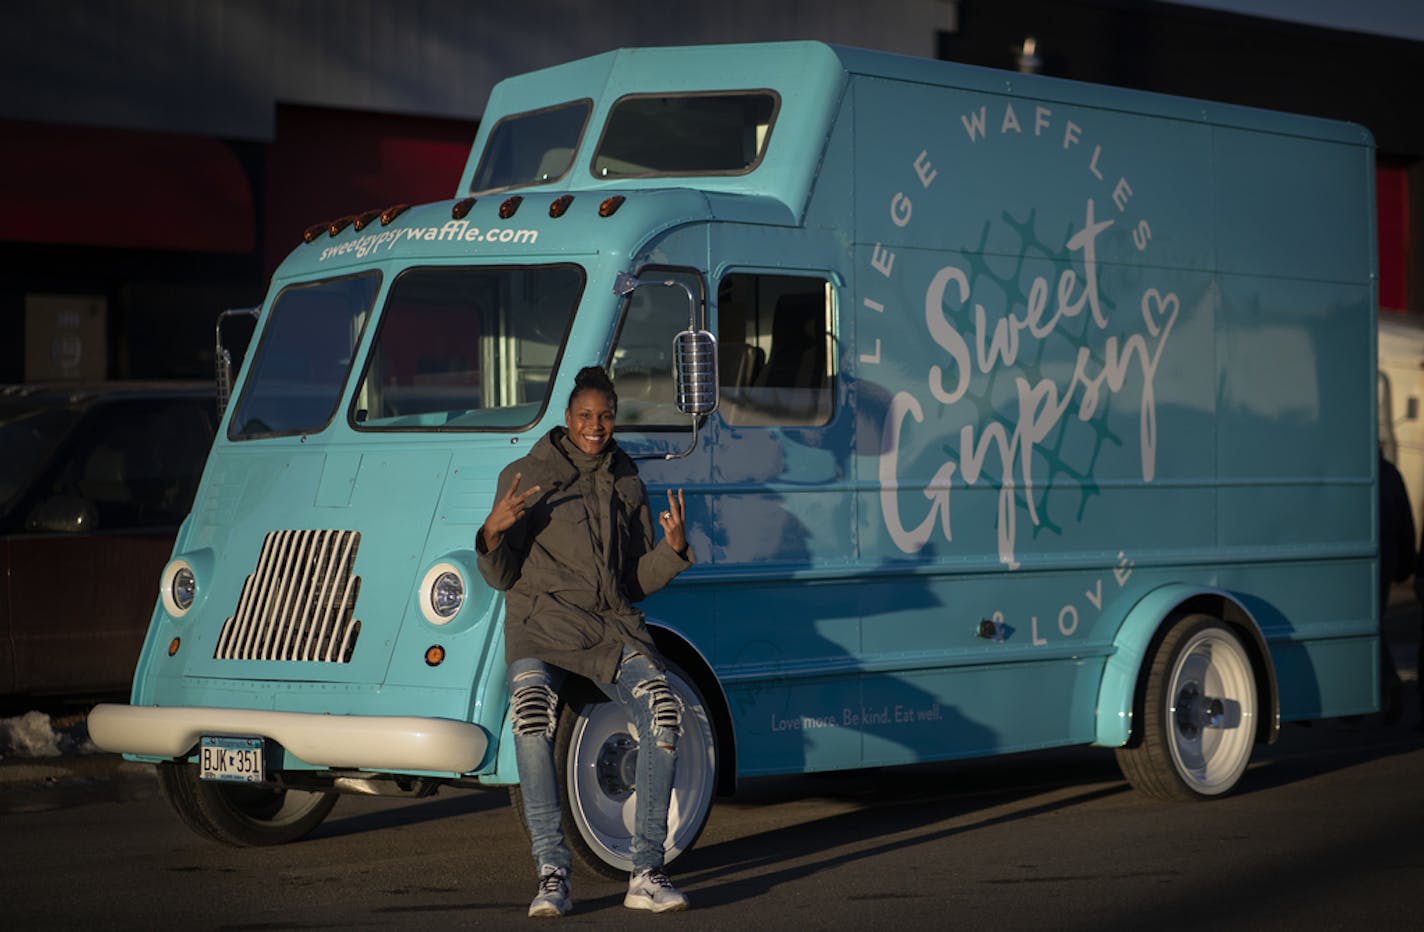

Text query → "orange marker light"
[425,645,446,667]
[499,196,523,219]
[549,195,574,218]
[168,637,181,657]
[598,195,626,217]
[452,197,476,219]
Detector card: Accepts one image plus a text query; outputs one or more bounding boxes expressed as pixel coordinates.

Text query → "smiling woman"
[476,364,699,914]
[564,383,616,455]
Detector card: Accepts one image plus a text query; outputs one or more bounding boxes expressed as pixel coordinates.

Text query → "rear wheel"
[554,661,717,878]
[157,761,339,845]
[1116,615,1259,800]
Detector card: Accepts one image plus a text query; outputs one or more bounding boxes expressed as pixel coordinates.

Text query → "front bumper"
[88,704,489,774]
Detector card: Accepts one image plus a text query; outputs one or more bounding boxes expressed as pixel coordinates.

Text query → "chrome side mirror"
[611,272,719,458]
[216,306,260,418]
[674,328,718,417]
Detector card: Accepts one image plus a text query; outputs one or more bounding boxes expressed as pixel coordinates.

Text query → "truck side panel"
[669,64,1376,776]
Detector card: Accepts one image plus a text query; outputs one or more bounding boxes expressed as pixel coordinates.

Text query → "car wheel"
[157,761,338,846]
[1116,615,1259,800]
[549,660,717,877]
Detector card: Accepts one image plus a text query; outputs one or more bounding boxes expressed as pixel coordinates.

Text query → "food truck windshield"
[229,264,586,439]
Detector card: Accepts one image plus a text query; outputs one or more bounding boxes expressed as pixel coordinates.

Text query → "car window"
[0,406,80,523]
[25,399,215,532]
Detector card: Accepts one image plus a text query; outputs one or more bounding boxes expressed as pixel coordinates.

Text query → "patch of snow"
[0,710,100,760]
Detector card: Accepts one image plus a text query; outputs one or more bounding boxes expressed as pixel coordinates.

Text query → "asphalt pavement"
[2,590,1420,803]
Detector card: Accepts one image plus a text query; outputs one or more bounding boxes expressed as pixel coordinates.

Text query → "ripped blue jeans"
[506,647,681,874]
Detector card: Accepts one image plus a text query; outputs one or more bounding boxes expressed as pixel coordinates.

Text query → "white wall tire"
[555,661,717,878]
[1116,615,1259,800]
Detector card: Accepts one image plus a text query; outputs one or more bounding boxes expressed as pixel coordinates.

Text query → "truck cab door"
[705,269,867,772]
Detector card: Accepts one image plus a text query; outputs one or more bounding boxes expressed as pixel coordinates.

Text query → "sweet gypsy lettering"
[869,104,1181,569]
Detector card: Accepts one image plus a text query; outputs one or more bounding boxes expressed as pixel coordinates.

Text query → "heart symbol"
[1141,288,1179,338]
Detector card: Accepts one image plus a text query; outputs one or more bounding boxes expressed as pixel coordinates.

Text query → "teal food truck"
[92,41,1380,874]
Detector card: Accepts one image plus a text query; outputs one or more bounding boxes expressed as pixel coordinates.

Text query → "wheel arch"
[1094,584,1280,749]
[648,620,737,797]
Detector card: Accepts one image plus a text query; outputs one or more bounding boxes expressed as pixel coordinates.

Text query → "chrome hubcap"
[594,732,637,800]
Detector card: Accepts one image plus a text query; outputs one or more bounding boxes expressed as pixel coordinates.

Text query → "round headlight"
[160,560,197,617]
[431,571,464,618]
[419,562,466,625]
[172,567,196,610]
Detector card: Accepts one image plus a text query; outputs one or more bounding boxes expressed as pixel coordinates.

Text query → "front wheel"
[157,761,339,846]
[1116,615,1259,800]
[555,660,717,878]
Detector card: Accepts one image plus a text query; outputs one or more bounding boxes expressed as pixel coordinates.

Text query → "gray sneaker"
[624,869,689,912]
[528,865,571,918]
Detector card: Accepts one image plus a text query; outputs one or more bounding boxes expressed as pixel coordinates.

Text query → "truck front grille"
[214,529,362,663]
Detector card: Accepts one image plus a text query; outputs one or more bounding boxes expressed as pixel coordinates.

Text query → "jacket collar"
[529,427,639,490]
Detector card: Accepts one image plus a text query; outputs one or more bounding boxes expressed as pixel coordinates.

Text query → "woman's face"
[565,389,616,455]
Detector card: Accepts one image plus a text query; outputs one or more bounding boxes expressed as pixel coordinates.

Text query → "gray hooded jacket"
[476,427,693,683]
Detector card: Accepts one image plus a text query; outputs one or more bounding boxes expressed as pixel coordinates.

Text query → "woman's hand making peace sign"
[658,488,688,557]
[480,472,542,551]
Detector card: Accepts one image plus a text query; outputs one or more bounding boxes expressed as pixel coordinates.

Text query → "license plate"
[199,735,265,784]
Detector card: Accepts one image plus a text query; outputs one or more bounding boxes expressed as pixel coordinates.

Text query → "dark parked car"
[0,383,216,697]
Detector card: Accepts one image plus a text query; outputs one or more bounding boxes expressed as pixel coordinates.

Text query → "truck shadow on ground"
[556,747,1136,912]
[308,707,1423,874]
[301,745,1132,911]
[640,719,1419,911]
[312,785,514,840]
[1231,712,1424,797]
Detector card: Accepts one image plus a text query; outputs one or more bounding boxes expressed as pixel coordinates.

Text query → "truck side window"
[717,273,835,426]
[609,269,703,429]
[470,100,592,195]
[593,92,778,178]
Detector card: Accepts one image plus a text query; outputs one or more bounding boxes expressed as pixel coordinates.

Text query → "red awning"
[0,119,255,254]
